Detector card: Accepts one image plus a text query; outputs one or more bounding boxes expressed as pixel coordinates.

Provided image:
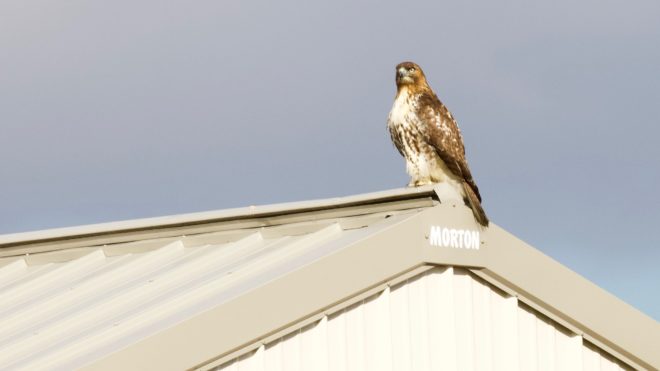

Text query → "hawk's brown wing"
[416,92,482,202]
[388,121,406,158]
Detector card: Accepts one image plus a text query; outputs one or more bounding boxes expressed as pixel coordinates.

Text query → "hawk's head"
[395,61,428,90]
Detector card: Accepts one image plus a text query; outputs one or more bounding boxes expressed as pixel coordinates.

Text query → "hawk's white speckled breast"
[387,88,460,190]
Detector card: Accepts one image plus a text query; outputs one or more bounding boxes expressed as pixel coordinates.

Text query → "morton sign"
[428,226,481,250]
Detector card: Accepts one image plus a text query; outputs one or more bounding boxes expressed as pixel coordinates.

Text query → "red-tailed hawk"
[387,61,489,227]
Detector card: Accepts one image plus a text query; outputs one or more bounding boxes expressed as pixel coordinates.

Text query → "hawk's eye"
[409,67,415,72]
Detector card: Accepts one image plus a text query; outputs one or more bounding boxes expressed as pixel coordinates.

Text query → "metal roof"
[0,195,428,370]
[0,186,658,370]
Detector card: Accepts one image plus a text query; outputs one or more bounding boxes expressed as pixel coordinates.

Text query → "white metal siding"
[217,267,630,371]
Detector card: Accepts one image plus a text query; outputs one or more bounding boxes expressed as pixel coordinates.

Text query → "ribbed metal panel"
[0,211,417,370]
[217,267,630,371]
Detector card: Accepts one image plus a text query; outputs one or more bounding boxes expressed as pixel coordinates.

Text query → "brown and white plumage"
[387,61,489,226]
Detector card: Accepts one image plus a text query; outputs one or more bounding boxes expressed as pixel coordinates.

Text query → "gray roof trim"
[82,196,660,371]
[0,186,437,259]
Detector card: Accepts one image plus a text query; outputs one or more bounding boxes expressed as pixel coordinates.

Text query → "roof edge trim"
[0,186,438,257]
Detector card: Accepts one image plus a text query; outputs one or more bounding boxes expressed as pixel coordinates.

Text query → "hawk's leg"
[408,178,434,187]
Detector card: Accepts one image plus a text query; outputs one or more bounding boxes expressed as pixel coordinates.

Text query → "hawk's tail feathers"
[463,182,489,227]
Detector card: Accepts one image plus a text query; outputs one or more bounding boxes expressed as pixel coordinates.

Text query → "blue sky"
[1,0,659,320]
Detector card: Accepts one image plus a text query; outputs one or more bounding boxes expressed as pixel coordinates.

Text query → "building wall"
[217,267,629,371]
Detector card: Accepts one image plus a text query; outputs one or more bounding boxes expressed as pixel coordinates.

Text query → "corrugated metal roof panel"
[216,267,630,371]
[0,210,419,370]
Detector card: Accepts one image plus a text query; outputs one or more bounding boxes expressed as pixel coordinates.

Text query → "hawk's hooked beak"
[396,67,413,84]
